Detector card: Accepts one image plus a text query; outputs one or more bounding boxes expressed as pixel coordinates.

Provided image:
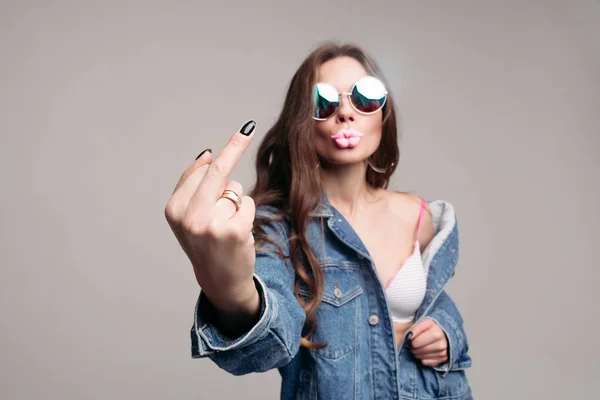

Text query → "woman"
[165,43,472,399]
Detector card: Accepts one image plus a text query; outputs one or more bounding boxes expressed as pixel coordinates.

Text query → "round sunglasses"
[312,76,388,120]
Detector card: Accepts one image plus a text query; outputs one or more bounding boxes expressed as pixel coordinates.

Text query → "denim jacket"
[191,196,473,400]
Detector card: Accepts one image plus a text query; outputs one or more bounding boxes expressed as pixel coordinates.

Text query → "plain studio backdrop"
[1,1,598,399]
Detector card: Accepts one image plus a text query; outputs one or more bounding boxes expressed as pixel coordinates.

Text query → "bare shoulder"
[385,191,435,249]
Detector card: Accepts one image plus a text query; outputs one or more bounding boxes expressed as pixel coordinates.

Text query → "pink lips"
[331,128,364,149]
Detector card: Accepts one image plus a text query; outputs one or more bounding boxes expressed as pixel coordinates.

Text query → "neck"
[319,161,380,218]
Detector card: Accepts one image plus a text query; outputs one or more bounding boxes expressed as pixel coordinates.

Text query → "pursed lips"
[330,128,364,149]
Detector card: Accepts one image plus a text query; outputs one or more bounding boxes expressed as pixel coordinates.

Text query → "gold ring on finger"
[219,189,242,212]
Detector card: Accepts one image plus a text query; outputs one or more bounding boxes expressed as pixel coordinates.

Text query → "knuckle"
[228,134,246,149]
[206,218,224,238]
[226,225,247,242]
[182,213,211,236]
[165,199,188,225]
[181,218,203,236]
[227,230,243,242]
[164,200,179,222]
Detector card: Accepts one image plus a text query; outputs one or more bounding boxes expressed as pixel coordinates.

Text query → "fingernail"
[195,148,211,160]
[240,120,256,136]
[406,332,413,340]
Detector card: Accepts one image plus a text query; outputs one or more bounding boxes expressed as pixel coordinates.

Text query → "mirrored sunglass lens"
[313,83,339,119]
[351,77,387,113]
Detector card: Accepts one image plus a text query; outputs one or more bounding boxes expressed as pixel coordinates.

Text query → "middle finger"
[189,121,256,212]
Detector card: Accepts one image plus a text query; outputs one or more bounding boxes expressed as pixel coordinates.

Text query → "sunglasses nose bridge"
[338,92,352,101]
[336,92,355,120]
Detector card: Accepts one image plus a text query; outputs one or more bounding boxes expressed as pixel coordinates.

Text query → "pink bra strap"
[415,198,426,239]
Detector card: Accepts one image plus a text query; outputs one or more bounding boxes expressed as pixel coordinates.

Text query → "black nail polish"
[406,332,413,340]
[195,148,211,160]
[240,120,256,136]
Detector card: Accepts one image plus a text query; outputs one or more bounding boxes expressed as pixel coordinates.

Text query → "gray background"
[1,0,599,399]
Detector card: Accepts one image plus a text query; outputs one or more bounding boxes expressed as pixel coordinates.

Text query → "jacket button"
[333,288,342,298]
[368,315,379,325]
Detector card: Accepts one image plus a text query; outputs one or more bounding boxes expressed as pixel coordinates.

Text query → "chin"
[320,150,368,167]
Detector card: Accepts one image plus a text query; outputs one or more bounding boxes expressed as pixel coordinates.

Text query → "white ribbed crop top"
[384,199,427,324]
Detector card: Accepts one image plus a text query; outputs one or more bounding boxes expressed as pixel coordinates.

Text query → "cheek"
[314,120,334,136]
[363,114,383,141]
[314,122,336,146]
[369,112,384,132]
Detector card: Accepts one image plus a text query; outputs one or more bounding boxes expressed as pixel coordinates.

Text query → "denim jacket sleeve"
[190,216,305,375]
[425,290,472,375]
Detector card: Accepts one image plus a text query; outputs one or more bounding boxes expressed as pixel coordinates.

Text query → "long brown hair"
[249,42,400,348]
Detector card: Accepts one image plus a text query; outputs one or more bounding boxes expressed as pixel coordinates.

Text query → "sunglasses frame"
[312,76,389,121]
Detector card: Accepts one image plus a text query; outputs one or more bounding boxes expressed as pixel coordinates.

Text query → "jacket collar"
[309,192,458,255]
[309,191,334,218]
[311,191,460,311]
[423,200,459,273]
[418,200,460,317]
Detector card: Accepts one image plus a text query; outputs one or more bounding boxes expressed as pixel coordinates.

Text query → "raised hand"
[165,121,259,321]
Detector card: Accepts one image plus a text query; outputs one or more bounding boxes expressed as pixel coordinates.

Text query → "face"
[313,56,384,167]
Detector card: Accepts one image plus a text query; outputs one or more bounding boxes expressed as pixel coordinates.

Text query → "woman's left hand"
[408,318,449,367]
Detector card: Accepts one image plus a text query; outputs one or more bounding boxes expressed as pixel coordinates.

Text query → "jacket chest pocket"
[298,266,363,360]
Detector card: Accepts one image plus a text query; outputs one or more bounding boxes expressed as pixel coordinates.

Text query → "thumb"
[407,318,435,340]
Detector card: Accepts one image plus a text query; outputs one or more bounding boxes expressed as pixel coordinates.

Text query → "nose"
[336,94,355,123]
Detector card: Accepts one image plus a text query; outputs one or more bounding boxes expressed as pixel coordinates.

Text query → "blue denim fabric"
[191,196,472,399]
